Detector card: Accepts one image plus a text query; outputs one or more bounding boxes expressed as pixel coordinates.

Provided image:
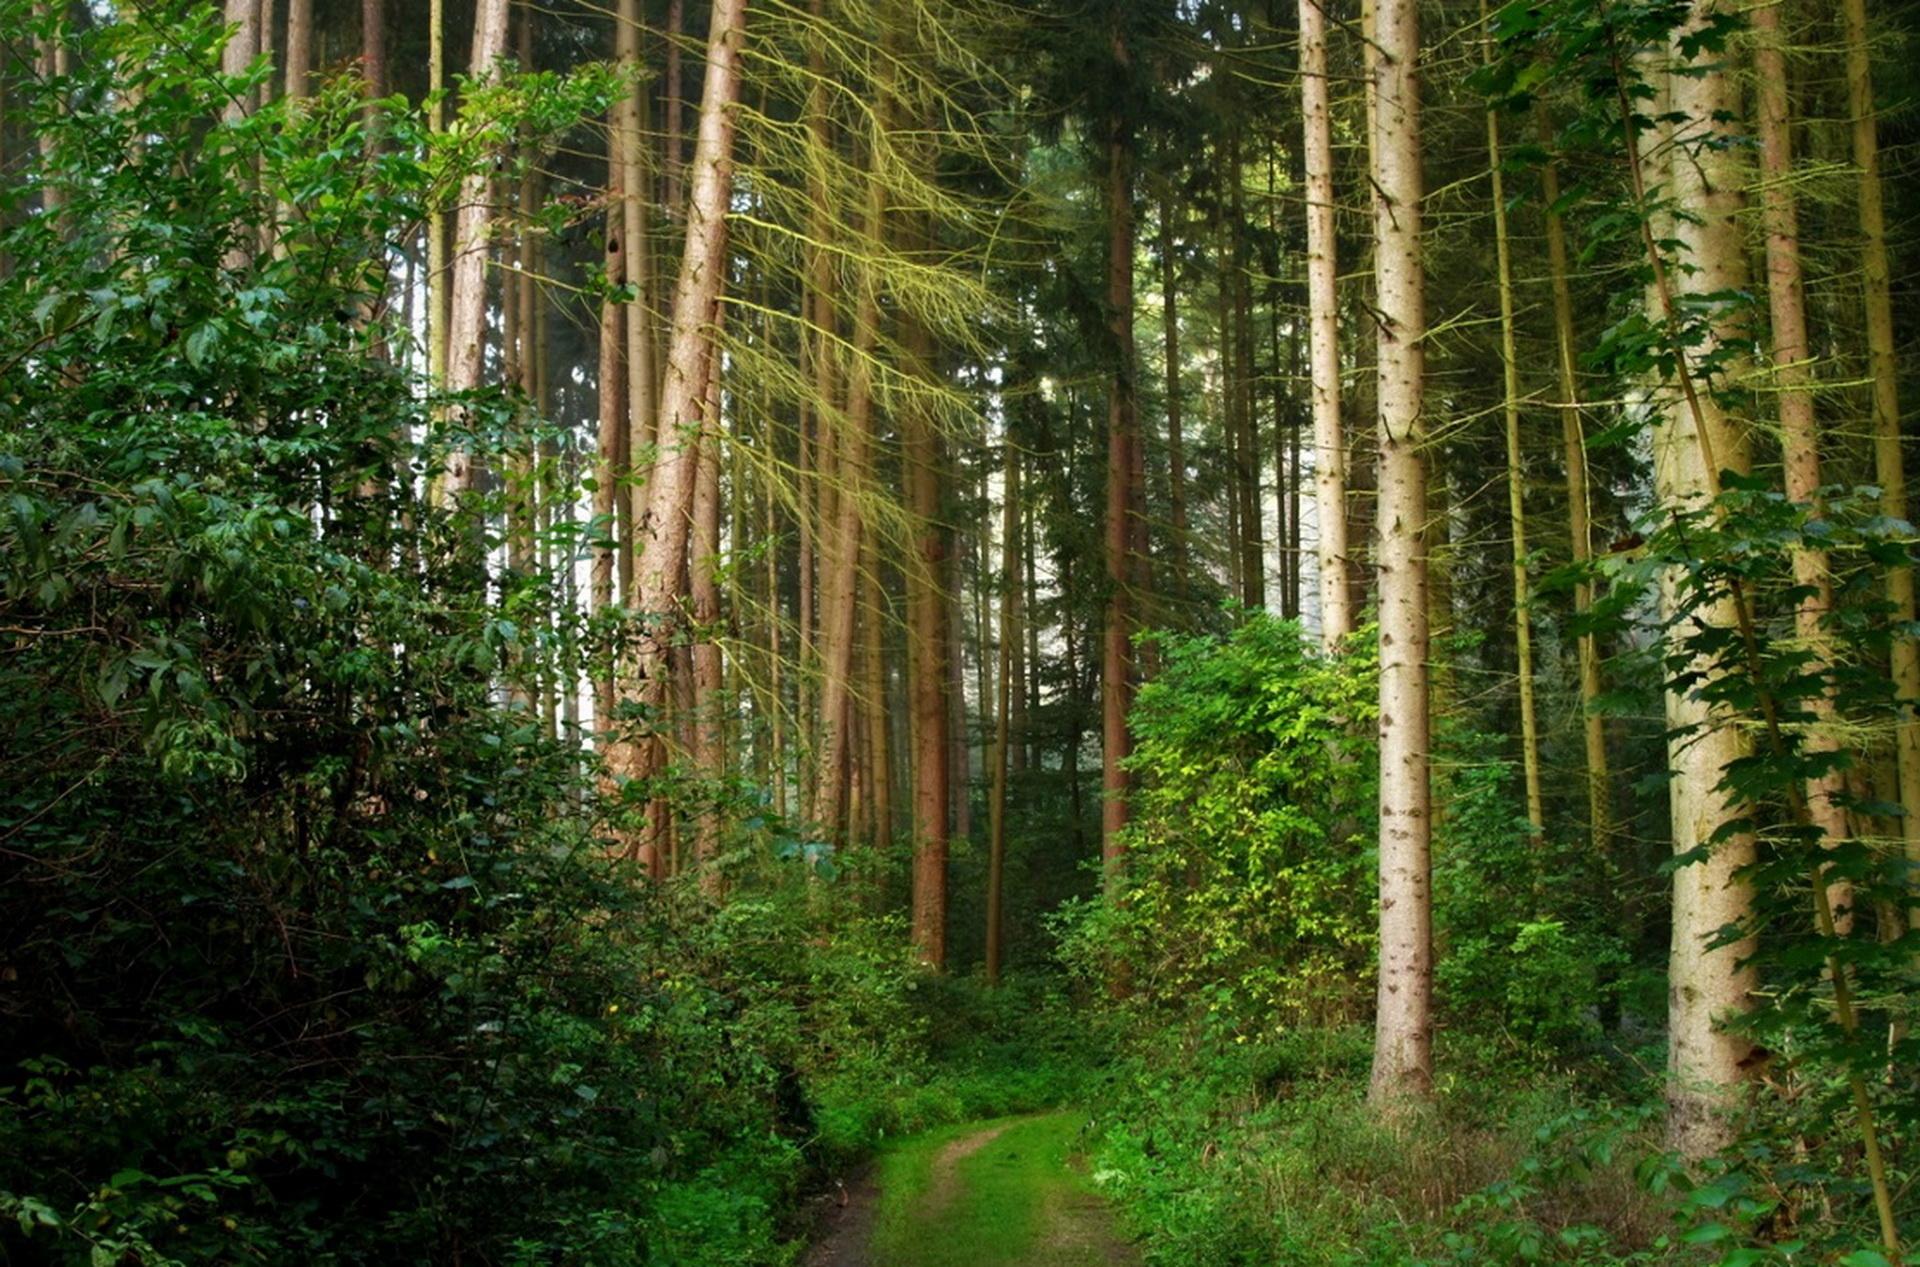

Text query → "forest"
[1,0,1917,1261]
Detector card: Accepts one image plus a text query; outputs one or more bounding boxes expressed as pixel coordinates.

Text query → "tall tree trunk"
[1753,0,1851,914]
[1538,105,1612,876]
[285,0,312,101]
[358,0,384,122]
[690,351,725,888]
[986,438,1017,984]
[612,0,748,867]
[594,158,627,726]
[1844,0,1920,918]
[813,98,890,839]
[665,0,685,215]
[1159,198,1190,603]
[1366,0,1432,1107]
[1227,136,1263,611]
[906,310,952,963]
[617,0,658,541]
[1481,5,1543,833]
[426,0,447,389]
[1301,0,1351,647]
[1631,27,1757,1158]
[1100,56,1137,890]
[861,533,893,849]
[440,0,511,496]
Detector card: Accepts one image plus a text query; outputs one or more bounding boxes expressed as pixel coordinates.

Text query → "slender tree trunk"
[1538,105,1613,875]
[440,0,511,496]
[904,310,956,946]
[1159,199,1190,603]
[1481,7,1542,833]
[664,0,685,215]
[1100,65,1137,890]
[861,534,893,849]
[814,99,891,839]
[611,0,748,867]
[617,0,658,539]
[1844,0,1920,917]
[594,156,627,725]
[1753,0,1851,915]
[986,438,1017,984]
[1301,0,1351,647]
[690,352,725,888]
[1636,26,1758,1158]
[285,0,312,101]
[426,0,447,390]
[358,0,384,122]
[1366,0,1432,1107]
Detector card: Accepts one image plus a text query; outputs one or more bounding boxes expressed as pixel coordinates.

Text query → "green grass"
[867,1111,1123,1267]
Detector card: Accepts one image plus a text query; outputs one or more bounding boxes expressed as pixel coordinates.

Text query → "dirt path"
[804,1112,1138,1267]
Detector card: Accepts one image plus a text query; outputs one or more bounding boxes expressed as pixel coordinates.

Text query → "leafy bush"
[1057,615,1378,1036]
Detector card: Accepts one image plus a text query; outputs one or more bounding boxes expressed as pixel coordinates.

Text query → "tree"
[1366,0,1432,1107]
[440,0,512,496]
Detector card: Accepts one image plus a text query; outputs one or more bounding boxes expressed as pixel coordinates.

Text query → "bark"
[1227,135,1263,611]
[440,0,511,495]
[861,534,893,849]
[594,157,627,724]
[1301,0,1351,646]
[986,439,1017,984]
[426,0,447,391]
[665,0,686,216]
[690,353,725,888]
[1366,0,1432,1107]
[1159,199,1191,602]
[358,0,385,118]
[610,0,748,866]
[1481,6,1543,833]
[1640,27,1758,1158]
[1538,106,1613,874]
[1843,0,1920,919]
[1100,73,1137,890]
[285,0,312,101]
[812,106,890,840]
[617,0,659,545]
[1753,0,1851,913]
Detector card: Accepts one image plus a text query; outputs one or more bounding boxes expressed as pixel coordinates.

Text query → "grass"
[867,1110,1125,1267]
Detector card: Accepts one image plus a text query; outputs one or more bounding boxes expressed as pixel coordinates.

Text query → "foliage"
[0,11,1055,1263]
[1433,729,1636,1059]
[1056,615,1377,1034]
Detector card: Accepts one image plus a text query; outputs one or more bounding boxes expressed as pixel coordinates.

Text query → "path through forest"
[806,1111,1139,1267]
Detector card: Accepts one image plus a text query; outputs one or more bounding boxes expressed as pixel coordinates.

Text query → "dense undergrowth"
[0,15,1087,1261]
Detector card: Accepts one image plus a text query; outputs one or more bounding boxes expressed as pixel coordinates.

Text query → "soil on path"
[803,1111,1138,1267]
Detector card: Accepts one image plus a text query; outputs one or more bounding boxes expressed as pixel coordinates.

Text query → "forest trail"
[805,1111,1139,1267]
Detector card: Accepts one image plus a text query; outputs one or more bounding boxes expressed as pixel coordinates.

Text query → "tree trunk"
[1641,25,1758,1158]
[1538,105,1613,877]
[1366,0,1432,1107]
[426,0,447,390]
[611,0,748,867]
[690,350,725,888]
[594,153,627,726]
[440,0,512,496]
[1480,5,1543,833]
[617,0,659,546]
[986,438,1017,984]
[814,82,892,839]
[1753,0,1851,915]
[1844,0,1920,920]
[1301,0,1351,647]
[285,0,312,101]
[1100,65,1137,891]
[904,307,951,964]
[1159,198,1190,604]
[358,0,384,121]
